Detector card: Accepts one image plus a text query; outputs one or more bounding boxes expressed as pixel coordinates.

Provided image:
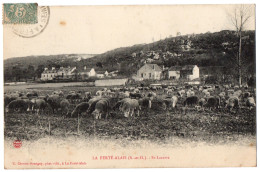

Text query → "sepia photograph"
[2,2,257,169]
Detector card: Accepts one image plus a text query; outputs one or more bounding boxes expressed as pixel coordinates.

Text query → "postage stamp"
[11,6,50,38]
[3,3,38,24]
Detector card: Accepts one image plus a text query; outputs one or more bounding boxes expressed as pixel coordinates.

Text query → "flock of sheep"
[4,84,256,120]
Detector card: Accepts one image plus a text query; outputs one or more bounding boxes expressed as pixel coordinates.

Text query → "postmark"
[11,6,50,38]
[13,140,22,148]
[3,3,38,24]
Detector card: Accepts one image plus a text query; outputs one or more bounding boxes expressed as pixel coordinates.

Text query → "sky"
[3,4,255,59]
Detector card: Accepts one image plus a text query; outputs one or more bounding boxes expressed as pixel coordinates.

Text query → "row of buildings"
[41,64,200,82]
[41,66,116,81]
[136,64,200,81]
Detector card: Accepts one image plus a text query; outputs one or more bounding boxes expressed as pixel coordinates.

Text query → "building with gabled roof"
[41,67,58,81]
[137,64,162,80]
[41,66,78,81]
[95,70,108,78]
[77,66,96,80]
[180,65,199,80]
[165,65,200,81]
[166,66,182,80]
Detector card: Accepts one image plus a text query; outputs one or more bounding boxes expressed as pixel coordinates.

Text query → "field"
[4,83,256,147]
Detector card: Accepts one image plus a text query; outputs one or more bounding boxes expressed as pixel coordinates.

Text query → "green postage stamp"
[3,3,38,24]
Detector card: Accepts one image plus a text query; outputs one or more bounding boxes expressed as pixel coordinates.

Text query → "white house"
[164,65,200,81]
[79,67,96,79]
[180,65,200,80]
[96,71,108,78]
[137,64,162,80]
[41,67,58,81]
[57,66,77,79]
[167,66,182,80]
[41,66,78,81]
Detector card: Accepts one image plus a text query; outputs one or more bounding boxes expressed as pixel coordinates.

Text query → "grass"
[4,83,256,146]
[4,107,256,145]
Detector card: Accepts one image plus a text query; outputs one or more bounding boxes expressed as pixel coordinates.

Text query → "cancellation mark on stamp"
[11,6,50,38]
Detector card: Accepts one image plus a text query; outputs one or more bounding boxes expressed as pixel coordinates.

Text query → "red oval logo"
[13,140,22,148]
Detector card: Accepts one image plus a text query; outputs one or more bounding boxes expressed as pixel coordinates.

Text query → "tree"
[96,62,103,68]
[227,4,254,86]
[27,65,35,80]
[35,65,45,79]
[12,66,23,81]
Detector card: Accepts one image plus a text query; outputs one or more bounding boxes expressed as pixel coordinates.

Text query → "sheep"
[92,99,110,119]
[26,92,38,99]
[44,95,63,113]
[233,90,242,98]
[6,99,31,113]
[246,97,255,110]
[130,92,143,99]
[71,102,89,118]
[226,97,240,111]
[205,96,220,110]
[96,90,104,97]
[186,90,195,97]
[183,96,199,107]
[139,97,152,110]
[31,99,52,115]
[197,98,206,110]
[4,95,17,108]
[162,95,178,110]
[177,90,185,97]
[202,90,210,98]
[60,99,71,116]
[87,97,103,114]
[120,99,140,117]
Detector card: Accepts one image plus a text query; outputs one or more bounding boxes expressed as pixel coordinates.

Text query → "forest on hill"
[4,30,255,83]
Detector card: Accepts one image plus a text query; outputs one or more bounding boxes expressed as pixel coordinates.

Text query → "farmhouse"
[41,66,78,81]
[166,66,182,80]
[137,64,162,80]
[41,67,58,81]
[56,66,77,80]
[164,65,200,81]
[180,65,200,80]
[78,67,96,80]
[96,71,109,78]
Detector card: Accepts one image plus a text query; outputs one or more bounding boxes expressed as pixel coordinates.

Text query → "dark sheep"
[4,95,17,107]
[183,96,199,107]
[44,95,63,113]
[71,102,89,118]
[6,99,30,113]
[205,96,220,109]
[60,99,71,116]
[130,92,143,99]
[87,97,103,114]
[26,92,38,99]
[138,97,152,109]
[66,93,82,100]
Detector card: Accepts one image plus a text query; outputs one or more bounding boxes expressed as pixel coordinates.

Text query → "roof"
[57,67,72,73]
[77,67,94,73]
[145,64,162,71]
[168,66,182,71]
[181,65,197,70]
[96,71,106,74]
[42,69,57,74]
